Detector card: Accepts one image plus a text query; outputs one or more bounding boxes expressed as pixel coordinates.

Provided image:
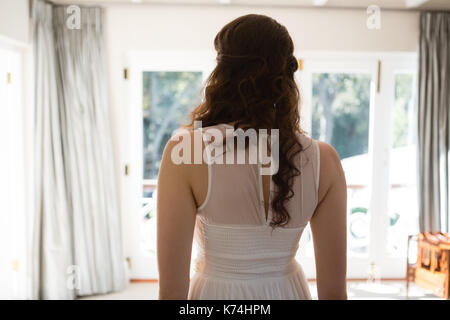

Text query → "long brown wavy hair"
[188,14,303,227]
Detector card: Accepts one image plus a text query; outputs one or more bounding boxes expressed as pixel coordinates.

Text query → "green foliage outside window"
[142,71,203,179]
[311,73,371,160]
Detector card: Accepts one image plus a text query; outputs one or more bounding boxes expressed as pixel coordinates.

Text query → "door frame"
[0,37,32,298]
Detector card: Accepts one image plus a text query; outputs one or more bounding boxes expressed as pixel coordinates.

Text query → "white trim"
[296,50,418,60]
[143,179,157,186]
[0,35,30,51]
[405,0,429,8]
[0,45,30,298]
[127,50,215,77]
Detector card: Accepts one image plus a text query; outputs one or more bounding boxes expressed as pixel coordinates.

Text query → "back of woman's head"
[189,14,302,227]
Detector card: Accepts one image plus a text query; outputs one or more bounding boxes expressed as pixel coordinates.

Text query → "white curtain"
[52,5,126,296]
[32,0,126,299]
[32,0,74,299]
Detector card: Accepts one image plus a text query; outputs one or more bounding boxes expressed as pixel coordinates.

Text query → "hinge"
[124,164,130,176]
[124,68,129,80]
[7,72,12,84]
[298,59,303,71]
[377,60,381,93]
[12,259,19,272]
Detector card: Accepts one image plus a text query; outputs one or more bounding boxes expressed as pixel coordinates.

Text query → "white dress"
[188,124,320,300]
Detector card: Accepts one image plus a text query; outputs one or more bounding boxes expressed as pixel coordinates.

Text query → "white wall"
[104,4,420,258]
[0,0,30,44]
[105,4,419,53]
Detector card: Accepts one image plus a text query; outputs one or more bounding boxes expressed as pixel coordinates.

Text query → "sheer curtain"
[53,5,126,296]
[418,11,450,233]
[31,0,126,299]
[32,0,73,300]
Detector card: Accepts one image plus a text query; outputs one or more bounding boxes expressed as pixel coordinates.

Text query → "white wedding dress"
[188,124,320,300]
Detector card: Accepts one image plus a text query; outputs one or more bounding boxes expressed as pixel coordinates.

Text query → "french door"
[296,53,418,279]
[125,51,214,279]
[125,51,418,280]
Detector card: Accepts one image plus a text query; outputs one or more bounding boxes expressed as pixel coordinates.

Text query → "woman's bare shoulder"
[317,141,341,169]
[316,141,345,201]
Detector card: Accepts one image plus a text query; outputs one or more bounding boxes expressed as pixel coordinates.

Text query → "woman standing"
[157,14,347,300]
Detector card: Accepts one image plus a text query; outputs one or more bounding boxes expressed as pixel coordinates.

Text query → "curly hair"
[188,14,303,227]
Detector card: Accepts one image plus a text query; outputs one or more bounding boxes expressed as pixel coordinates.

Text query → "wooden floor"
[79,280,442,300]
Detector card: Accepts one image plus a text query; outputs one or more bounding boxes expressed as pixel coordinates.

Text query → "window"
[140,71,203,258]
[142,71,203,181]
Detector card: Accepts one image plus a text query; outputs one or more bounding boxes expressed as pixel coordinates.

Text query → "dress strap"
[312,139,320,205]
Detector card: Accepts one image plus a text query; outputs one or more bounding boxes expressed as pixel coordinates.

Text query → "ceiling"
[50,0,450,10]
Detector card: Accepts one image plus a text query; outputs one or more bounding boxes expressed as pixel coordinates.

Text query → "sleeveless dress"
[188,124,320,300]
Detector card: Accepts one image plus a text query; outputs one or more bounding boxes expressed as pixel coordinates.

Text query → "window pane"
[141,71,203,257]
[142,71,203,180]
[387,73,418,255]
[311,73,372,256]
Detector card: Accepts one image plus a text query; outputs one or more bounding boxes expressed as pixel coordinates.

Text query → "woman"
[157,14,347,300]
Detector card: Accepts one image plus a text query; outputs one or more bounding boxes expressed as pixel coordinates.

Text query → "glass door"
[126,51,214,279]
[125,52,417,280]
[297,54,418,280]
[297,58,378,279]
